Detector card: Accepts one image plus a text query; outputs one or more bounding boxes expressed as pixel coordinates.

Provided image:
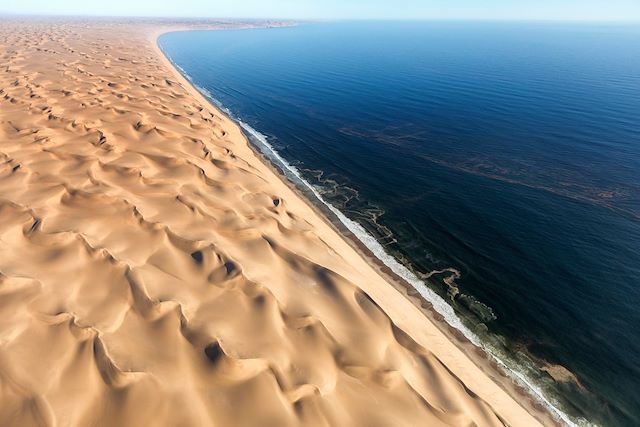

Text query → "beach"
[0,18,554,426]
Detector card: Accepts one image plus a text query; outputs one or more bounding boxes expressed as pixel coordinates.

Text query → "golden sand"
[0,18,551,426]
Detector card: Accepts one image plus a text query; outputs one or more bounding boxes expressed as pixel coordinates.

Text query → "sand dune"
[0,18,551,426]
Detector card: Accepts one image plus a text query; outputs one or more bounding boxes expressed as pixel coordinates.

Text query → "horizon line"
[1,12,640,24]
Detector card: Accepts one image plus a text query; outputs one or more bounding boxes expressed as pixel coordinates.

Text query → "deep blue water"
[159,22,640,426]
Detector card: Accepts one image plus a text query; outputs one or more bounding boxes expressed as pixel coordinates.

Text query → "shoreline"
[152,25,567,427]
[0,16,573,426]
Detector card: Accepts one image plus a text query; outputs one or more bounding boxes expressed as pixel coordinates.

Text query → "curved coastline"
[153,26,579,427]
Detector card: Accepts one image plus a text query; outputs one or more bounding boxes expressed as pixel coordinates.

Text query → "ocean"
[159,21,640,426]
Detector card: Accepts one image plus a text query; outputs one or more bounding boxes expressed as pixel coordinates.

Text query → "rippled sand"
[0,18,550,427]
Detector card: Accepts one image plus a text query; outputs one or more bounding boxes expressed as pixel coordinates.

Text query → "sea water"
[160,22,640,425]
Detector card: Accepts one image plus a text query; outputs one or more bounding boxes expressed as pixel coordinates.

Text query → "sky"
[2,0,640,21]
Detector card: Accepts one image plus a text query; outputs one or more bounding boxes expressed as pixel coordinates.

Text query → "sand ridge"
[0,18,546,426]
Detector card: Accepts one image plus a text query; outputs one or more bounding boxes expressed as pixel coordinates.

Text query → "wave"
[161,48,585,427]
[237,118,584,427]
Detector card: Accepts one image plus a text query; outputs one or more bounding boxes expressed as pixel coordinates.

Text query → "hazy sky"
[3,0,640,21]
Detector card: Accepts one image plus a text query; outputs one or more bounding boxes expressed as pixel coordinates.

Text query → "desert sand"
[0,18,552,426]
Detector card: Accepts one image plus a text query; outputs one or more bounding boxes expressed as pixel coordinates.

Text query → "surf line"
[159,46,579,427]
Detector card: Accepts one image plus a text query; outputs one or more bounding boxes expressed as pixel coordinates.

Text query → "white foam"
[161,48,584,427]
[237,121,582,427]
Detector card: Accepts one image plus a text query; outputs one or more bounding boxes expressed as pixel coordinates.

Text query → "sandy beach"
[0,18,554,426]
